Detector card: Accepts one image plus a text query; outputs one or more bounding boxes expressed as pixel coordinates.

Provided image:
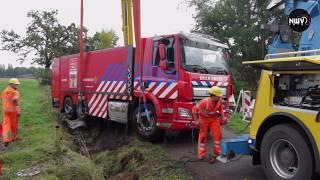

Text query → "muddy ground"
[71,118,266,180]
[63,118,192,179]
[163,127,266,180]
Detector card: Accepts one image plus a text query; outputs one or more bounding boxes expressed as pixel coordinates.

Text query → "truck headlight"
[178,108,192,119]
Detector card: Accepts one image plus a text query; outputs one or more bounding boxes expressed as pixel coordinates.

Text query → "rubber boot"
[209,154,217,164]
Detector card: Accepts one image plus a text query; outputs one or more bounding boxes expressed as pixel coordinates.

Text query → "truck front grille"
[193,87,227,100]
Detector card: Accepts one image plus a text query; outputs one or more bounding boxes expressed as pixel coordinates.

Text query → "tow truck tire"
[63,97,77,120]
[261,124,313,180]
[133,103,163,142]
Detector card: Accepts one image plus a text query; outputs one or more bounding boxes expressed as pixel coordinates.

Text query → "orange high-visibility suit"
[1,86,20,143]
[192,97,224,158]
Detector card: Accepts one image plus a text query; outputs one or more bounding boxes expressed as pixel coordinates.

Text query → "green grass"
[94,138,192,180]
[0,79,58,179]
[227,113,250,133]
[0,79,104,179]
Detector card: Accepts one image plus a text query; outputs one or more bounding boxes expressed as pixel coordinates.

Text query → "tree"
[6,64,15,77]
[186,0,283,83]
[0,10,91,69]
[92,29,119,50]
[0,64,5,77]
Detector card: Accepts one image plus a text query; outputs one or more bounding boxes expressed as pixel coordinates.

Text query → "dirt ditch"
[59,114,130,153]
[58,115,192,180]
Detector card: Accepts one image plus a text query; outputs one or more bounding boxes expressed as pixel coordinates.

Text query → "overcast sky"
[0,0,195,68]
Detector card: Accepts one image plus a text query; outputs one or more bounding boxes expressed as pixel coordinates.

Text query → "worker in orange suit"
[1,78,21,147]
[192,86,225,162]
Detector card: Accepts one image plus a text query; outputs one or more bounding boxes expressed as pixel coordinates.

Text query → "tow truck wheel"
[63,97,77,120]
[133,103,163,141]
[261,124,313,180]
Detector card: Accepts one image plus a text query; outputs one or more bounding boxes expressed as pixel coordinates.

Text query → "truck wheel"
[64,97,77,120]
[133,103,163,141]
[261,124,313,180]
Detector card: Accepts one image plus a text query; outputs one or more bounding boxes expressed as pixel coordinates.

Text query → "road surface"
[163,127,266,180]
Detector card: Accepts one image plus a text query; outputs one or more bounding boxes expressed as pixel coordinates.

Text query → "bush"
[34,68,51,85]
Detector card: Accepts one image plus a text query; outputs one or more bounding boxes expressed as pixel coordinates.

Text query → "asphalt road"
[163,127,267,180]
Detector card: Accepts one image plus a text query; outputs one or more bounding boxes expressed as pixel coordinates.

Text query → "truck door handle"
[143,82,149,89]
[316,111,320,122]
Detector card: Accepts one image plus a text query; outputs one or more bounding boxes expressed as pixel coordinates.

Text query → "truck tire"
[64,97,77,120]
[260,124,313,180]
[133,103,163,141]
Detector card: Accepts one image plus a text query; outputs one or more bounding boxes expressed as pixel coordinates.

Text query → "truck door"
[147,37,178,100]
[51,58,61,107]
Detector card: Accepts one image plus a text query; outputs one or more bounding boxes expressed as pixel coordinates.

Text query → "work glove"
[194,120,199,126]
[220,117,228,125]
[192,113,200,128]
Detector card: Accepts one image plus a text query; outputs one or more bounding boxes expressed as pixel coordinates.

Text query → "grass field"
[227,113,250,133]
[0,79,61,179]
[0,79,192,179]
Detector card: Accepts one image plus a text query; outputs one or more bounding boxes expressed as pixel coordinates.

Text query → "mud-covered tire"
[133,103,163,141]
[261,124,313,180]
[64,97,77,120]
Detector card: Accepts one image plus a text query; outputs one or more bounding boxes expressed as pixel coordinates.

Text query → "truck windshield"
[182,45,229,75]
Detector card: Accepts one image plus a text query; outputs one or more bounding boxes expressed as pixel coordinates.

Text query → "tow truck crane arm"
[121,0,150,121]
[77,0,143,120]
[121,0,134,46]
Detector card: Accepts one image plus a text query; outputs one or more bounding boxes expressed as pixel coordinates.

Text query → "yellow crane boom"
[121,0,134,46]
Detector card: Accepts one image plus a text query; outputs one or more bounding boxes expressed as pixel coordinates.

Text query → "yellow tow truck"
[242,50,320,180]
[221,51,320,180]
[218,1,320,179]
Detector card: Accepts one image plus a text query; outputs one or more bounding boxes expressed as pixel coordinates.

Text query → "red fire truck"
[51,33,234,140]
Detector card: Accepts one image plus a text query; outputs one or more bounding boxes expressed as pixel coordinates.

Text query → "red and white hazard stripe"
[89,81,112,115]
[98,98,108,117]
[211,81,228,87]
[152,82,166,95]
[89,80,179,118]
[134,81,178,99]
[88,82,105,107]
[92,81,125,117]
[89,80,129,118]
[159,83,177,98]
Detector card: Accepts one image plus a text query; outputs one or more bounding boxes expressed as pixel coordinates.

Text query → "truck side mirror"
[85,44,91,52]
[159,44,166,60]
[159,44,167,69]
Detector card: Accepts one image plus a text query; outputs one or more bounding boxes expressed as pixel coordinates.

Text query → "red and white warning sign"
[242,91,251,111]
[242,91,252,119]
